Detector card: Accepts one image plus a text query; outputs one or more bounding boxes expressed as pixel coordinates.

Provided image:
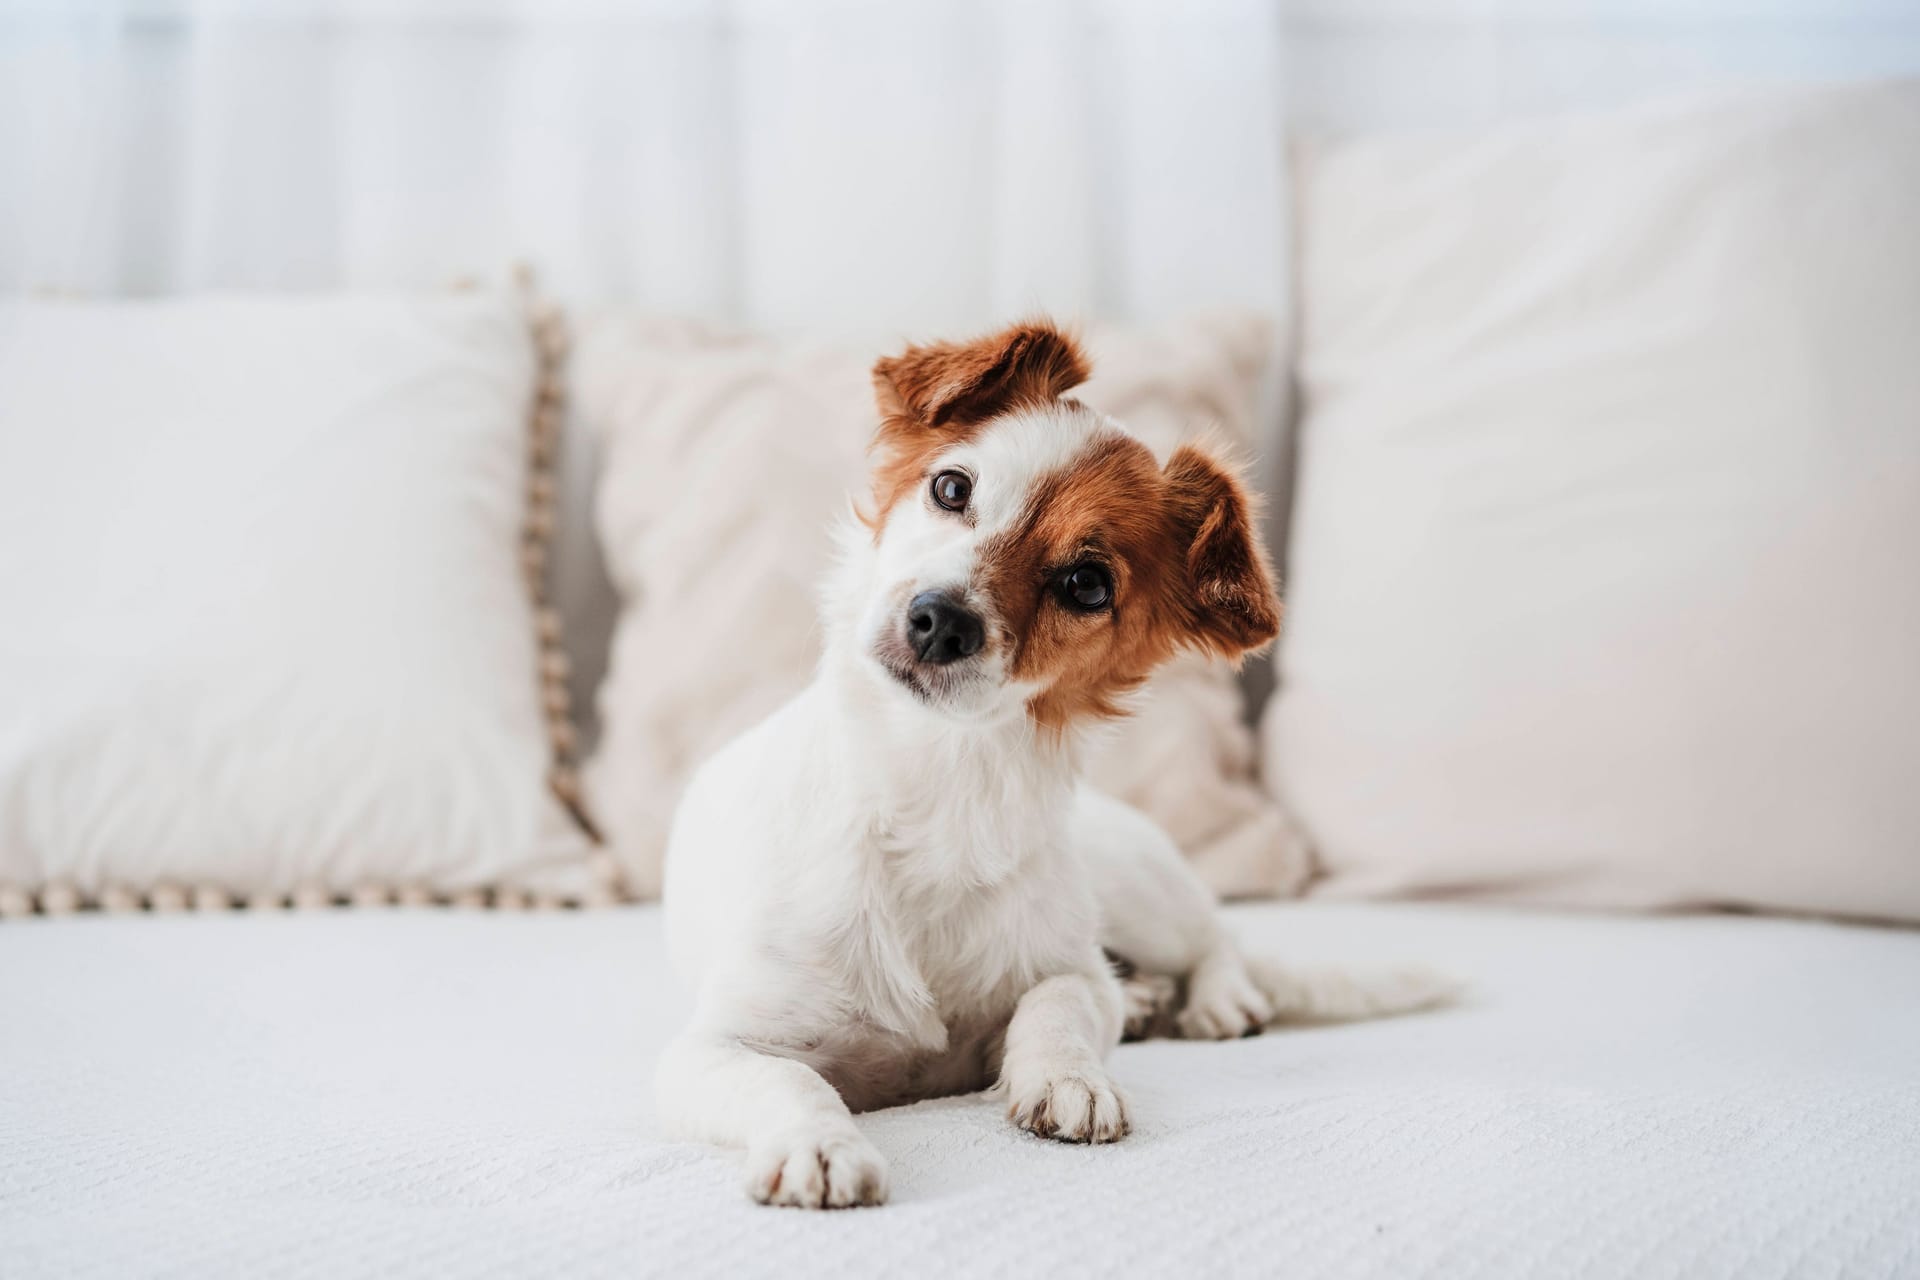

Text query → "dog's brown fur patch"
[1162,443,1282,659]
[977,432,1185,731]
[863,321,1090,531]
[976,432,1280,733]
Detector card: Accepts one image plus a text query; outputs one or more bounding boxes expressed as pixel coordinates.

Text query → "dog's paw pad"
[746,1130,889,1209]
[1008,1072,1130,1144]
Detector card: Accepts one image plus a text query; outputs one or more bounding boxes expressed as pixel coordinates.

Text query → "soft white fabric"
[1265,81,1920,920]
[0,294,591,900]
[577,312,1309,900]
[1,902,1915,1277]
[9,0,1917,309]
[1283,1,1920,133]
[0,0,1286,335]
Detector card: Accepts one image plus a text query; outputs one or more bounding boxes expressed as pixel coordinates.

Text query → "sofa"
[3,80,1918,1280]
[5,904,1918,1276]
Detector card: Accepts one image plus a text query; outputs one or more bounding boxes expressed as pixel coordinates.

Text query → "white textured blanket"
[3,903,1916,1278]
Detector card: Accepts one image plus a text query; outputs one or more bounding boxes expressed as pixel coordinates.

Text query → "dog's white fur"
[656,398,1448,1209]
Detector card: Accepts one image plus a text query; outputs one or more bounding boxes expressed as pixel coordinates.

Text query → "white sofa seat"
[3,903,1916,1278]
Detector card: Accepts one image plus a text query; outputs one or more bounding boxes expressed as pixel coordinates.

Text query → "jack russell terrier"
[655,320,1451,1208]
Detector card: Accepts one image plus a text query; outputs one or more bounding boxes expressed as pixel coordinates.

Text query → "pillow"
[577,312,1311,900]
[1263,81,1920,920]
[0,293,613,914]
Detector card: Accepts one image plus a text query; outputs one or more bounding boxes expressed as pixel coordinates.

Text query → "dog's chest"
[782,736,1091,1111]
[803,846,1087,1113]
[806,1005,1015,1114]
[807,947,1039,1114]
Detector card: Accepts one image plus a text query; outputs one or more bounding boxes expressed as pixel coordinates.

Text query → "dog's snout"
[906,591,985,665]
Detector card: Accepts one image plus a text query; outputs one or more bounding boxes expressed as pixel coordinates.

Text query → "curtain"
[0,0,1289,339]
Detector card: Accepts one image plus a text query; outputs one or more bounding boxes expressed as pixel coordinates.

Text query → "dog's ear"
[1163,444,1281,660]
[872,320,1090,431]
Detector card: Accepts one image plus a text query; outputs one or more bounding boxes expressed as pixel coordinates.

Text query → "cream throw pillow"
[0,294,605,913]
[578,313,1309,899]
[1264,81,1920,920]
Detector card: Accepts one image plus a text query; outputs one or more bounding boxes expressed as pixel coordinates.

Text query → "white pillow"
[0,294,606,912]
[577,312,1312,900]
[1264,81,1920,920]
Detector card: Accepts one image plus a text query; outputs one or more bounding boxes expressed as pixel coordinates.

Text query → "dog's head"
[845,319,1279,731]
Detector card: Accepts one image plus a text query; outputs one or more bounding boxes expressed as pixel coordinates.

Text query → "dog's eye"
[1056,563,1113,613]
[931,470,972,512]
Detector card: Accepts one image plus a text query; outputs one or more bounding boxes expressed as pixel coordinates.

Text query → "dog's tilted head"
[845,319,1280,731]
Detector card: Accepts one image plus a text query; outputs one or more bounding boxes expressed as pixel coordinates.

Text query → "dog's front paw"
[745,1128,889,1209]
[1007,1070,1130,1144]
[1179,950,1275,1040]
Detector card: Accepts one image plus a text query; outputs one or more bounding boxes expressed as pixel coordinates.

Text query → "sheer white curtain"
[1285,0,1920,134]
[11,0,1909,328]
[0,0,1289,338]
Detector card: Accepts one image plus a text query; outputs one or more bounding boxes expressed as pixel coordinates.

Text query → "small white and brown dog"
[656,320,1450,1208]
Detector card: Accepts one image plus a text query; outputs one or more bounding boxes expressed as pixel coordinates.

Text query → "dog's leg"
[999,963,1130,1143]
[1178,936,1278,1039]
[1075,784,1458,1037]
[1073,785,1274,1038]
[655,1032,888,1209]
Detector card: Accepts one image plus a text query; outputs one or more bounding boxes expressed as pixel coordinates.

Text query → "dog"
[655,320,1452,1208]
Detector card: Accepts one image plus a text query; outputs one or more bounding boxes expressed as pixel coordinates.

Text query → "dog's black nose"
[907,591,985,664]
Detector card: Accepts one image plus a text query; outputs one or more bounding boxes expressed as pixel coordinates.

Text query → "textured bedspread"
[3,902,1917,1278]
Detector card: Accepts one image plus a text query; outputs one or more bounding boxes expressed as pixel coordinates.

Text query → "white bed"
[4,902,1916,1278]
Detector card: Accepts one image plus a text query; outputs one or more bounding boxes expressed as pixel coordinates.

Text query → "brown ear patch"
[1164,444,1281,659]
[863,320,1092,531]
[873,320,1090,430]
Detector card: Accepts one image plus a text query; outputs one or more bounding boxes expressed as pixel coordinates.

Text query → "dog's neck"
[818,640,1079,892]
[814,520,1088,890]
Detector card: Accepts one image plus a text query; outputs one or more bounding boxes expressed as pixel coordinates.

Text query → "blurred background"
[7,0,1919,329]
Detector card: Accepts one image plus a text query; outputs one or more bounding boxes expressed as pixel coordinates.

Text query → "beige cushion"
[1264,81,1920,920]
[578,312,1310,899]
[0,293,604,915]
